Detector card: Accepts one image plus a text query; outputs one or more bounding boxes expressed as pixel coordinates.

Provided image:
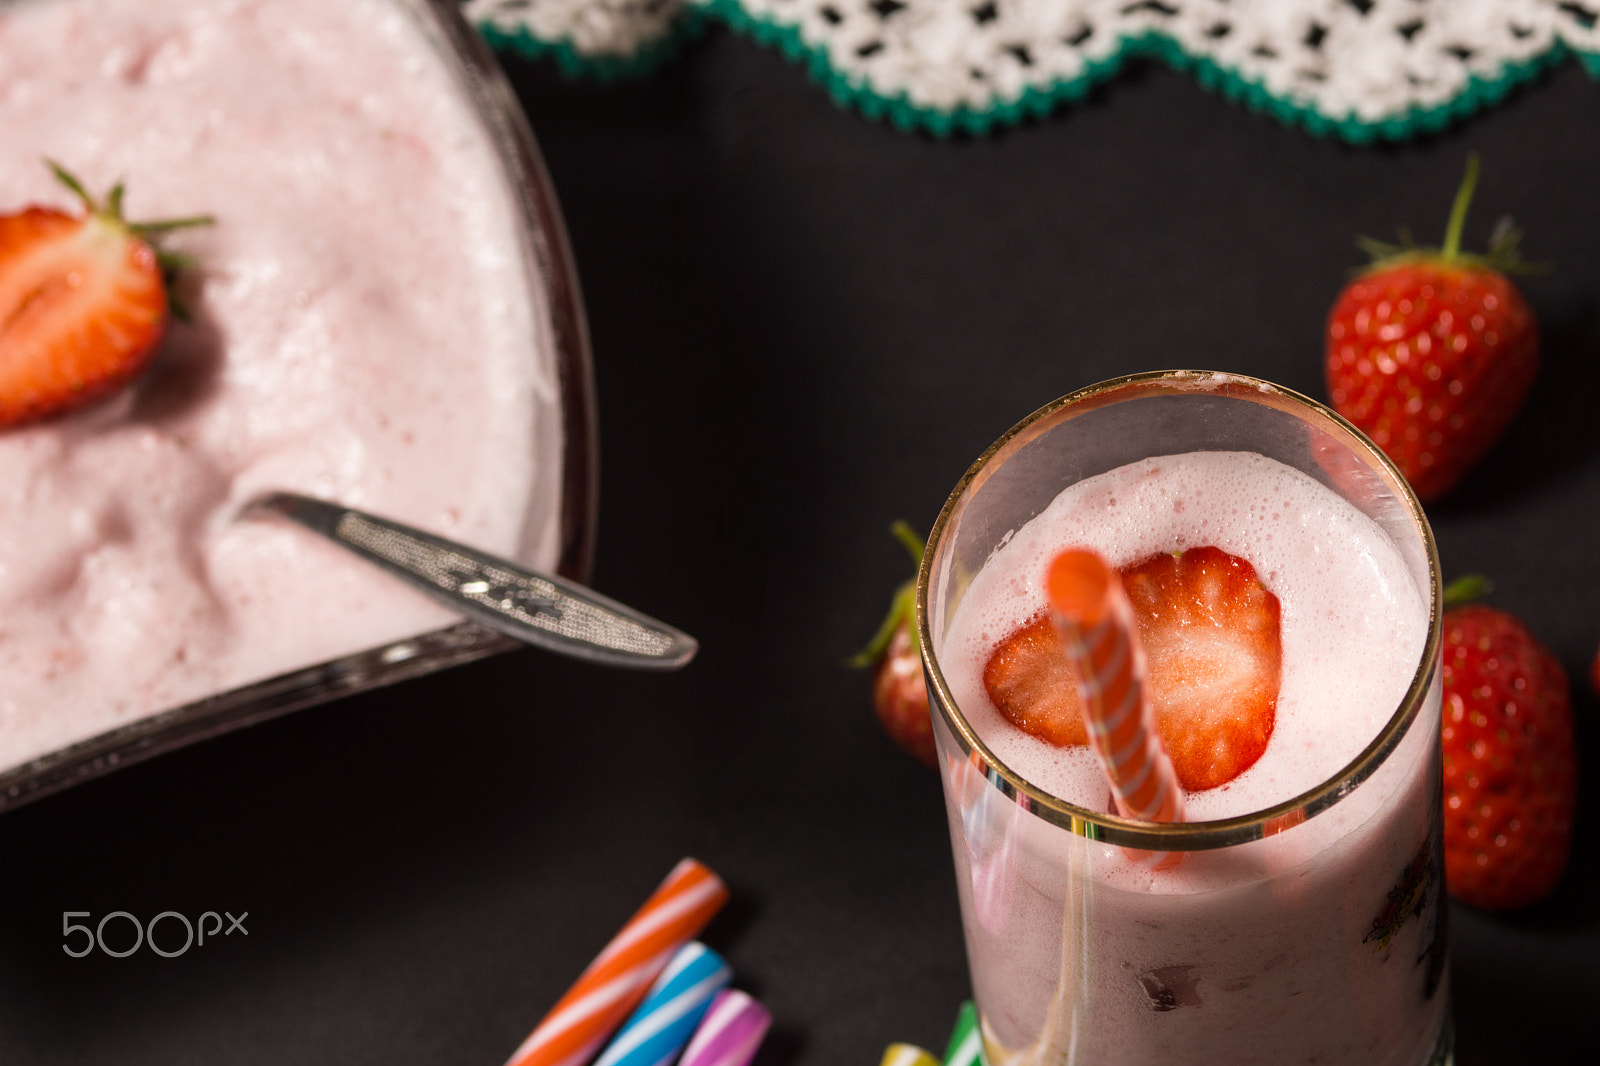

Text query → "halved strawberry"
[982,613,1087,748]
[1123,547,1281,791]
[0,161,209,427]
[982,546,1281,792]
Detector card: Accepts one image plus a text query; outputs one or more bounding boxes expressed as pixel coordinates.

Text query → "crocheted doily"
[466,0,1600,140]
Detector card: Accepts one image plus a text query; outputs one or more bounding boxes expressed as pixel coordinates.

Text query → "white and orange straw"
[1045,549,1185,844]
[503,858,730,1066]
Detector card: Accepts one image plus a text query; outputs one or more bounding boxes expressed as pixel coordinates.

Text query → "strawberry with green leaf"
[1325,154,1539,502]
[852,521,936,768]
[0,161,211,428]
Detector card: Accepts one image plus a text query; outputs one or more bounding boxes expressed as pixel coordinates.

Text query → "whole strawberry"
[1326,155,1538,502]
[1439,582,1575,910]
[852,521,936,768]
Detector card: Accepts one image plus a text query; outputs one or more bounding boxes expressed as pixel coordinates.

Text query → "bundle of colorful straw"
[504,858,771,1066]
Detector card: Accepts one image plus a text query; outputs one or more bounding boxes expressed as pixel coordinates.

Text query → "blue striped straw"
[592,941,732,1066]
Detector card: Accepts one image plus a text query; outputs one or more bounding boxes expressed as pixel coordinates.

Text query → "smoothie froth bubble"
[922,376,1448,1066]
[0,0,563,772]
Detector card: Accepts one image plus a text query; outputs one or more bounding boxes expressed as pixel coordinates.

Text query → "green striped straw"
[942,1002,985,1066]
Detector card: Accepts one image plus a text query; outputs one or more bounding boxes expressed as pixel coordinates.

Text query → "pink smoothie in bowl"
[0,0,592,800]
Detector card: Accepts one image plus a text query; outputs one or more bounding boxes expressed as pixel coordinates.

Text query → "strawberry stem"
[46,159,93,208]
[848,522,927,668]
[848,582,917,668]
[890,519,925,565]
[132,216,217,235]
[1442,574,1493,607]
[1440,153,1479,263]
[44,158,214,232]
[1354,153,1543,277]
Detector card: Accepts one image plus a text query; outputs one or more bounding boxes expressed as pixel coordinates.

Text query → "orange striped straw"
[1045,549,1185,832]
[504,858,730,1066]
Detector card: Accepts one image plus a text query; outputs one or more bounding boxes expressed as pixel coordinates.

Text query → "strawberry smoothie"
[0,0,564,771]
[923,382,1448,1065]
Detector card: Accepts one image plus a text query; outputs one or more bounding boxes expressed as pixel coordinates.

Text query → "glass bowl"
[0,0,596,811]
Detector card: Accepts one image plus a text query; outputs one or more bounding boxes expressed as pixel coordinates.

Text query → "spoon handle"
[249,492,697,670]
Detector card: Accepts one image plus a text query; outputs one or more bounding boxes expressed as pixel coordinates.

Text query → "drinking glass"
[918,371,1450,1066]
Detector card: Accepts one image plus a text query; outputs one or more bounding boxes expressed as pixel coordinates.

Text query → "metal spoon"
[243,492,697,670]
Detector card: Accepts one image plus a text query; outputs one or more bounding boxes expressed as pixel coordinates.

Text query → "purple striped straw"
[676,988,771,1066]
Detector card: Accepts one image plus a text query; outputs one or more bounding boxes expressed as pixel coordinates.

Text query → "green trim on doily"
[1153,33,1579,145]
[475,1,1600,143]
[476,9,710,81]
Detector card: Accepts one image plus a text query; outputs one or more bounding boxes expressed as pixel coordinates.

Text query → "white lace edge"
[465,0,1600,135]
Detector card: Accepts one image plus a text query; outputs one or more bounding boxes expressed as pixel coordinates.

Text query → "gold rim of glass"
[915,369,1443,851]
